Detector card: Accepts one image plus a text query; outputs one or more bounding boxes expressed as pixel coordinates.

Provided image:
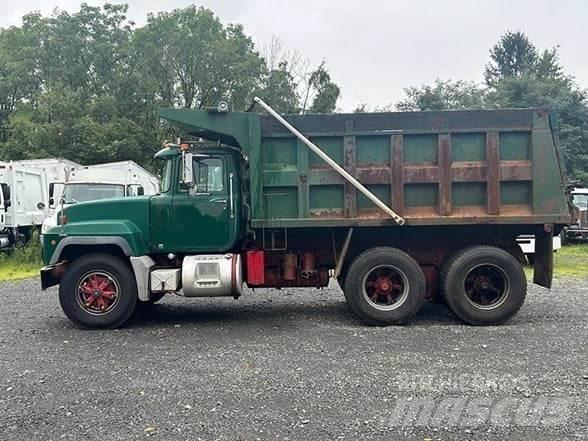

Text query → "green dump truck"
[40,99,573,328]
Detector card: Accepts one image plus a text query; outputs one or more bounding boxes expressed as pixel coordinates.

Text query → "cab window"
[160,160,173,193]
[193,158,224,193]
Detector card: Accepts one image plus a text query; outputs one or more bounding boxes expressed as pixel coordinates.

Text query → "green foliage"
[0,229,43,281]
[12,229,43,266]
[397,80,486,111]
[257,61,300,113]
[0,4,339,168]
[302,62,340,114]
[484,30,563,86]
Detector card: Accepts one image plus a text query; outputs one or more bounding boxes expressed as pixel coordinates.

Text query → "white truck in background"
[13,158,82,215]
[41,161,159,236]
[0,162,48,248]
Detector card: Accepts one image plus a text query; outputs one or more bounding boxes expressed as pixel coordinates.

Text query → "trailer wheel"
[344,247,426,325]
[441,246,526,325]
[59,253,138,329]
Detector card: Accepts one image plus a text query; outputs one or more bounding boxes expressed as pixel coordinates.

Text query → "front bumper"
[565,226,588,238]
[40,262,67,290]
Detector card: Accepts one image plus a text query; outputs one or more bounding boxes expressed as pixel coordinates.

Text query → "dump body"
[160,108,571,229]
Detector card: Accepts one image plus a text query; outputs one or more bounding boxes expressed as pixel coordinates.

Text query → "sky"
[0,0,586,111]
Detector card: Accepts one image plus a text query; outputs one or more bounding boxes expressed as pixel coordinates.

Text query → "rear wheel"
[59,253,138,329]
[344,247,426,325]
[442,246,526,325]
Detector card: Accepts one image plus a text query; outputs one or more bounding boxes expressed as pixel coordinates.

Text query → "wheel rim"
[76,271,120,315]
[362,264,409,311]
[463,264,510,310]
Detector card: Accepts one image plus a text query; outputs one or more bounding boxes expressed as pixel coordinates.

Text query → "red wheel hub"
[365,273,404,305]
[375,276,400,294]
[78,273,118,313]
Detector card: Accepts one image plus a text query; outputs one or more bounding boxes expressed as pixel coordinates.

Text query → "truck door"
[167,155,234,252]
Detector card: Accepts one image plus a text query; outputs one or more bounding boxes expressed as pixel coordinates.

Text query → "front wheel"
[59,253,138,329]
[344,247,426,325]
[442,246,526,325]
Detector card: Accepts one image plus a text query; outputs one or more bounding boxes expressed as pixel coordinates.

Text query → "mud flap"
[533,226,553,289]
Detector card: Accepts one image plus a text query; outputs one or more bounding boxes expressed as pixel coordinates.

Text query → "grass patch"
[523,243,588,280]
[553,243,588,279]
[0,229,43,282]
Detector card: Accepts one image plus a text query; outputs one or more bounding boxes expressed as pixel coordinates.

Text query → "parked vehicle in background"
[517,234,561,264]
[41,161,159,237]
[0,162,48,248]
[14,158,82,215]
[563,187,588,242]
[40,101,574,329]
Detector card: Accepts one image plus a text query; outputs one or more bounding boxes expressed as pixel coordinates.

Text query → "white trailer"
[0,162,48,248]
[13,158,82,214]
[41,161,159,236]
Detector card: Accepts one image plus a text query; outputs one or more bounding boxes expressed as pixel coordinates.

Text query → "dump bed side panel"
[251,109,570,227]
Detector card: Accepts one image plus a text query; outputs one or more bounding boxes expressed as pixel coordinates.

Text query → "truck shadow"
[127,297,463,329]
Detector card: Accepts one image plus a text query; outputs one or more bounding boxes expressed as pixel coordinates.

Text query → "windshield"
[62,183,125,204]
[572,194,588,210]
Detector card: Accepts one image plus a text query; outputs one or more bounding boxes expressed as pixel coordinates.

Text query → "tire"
[559,228,567,246]
[59,253,138,329]
[344,247,426,326]
[441,246,526,326]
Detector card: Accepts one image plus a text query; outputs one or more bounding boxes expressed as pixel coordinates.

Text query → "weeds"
[0,229,43,282]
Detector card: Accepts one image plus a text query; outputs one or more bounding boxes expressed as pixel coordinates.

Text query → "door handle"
[212,199,227,204]
[229,173,234,218]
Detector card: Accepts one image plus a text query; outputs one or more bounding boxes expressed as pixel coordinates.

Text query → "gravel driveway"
[0,277,586,440]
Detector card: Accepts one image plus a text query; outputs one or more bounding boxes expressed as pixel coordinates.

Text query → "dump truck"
[40,99,573,328]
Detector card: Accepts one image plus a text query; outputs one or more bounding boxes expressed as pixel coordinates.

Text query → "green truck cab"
[41,100,574,329]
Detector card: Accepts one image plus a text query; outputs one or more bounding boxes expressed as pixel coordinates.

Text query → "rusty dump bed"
[160,107,571,228]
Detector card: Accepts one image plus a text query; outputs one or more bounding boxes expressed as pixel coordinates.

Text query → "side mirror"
[137,186,144,196]
[49,197,55,208]
[37,202,46,211]
[182,152,194,187]
[49,182,55,199]
[1,183,10,203]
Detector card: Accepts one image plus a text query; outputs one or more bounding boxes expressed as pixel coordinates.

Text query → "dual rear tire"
[343,245,527,326]
[441,246,526,325]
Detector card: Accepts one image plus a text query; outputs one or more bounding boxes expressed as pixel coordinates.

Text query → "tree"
[396,80,486,111]
[0,4,342,170]
[133,6,265,110]
[484,30,562,86]
[302,62,340,113]
[257,61,299,113]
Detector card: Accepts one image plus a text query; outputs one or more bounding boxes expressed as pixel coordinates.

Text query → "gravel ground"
[0,277,586,441]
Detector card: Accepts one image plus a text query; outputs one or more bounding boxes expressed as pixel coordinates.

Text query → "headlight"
[41,216,57,234]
